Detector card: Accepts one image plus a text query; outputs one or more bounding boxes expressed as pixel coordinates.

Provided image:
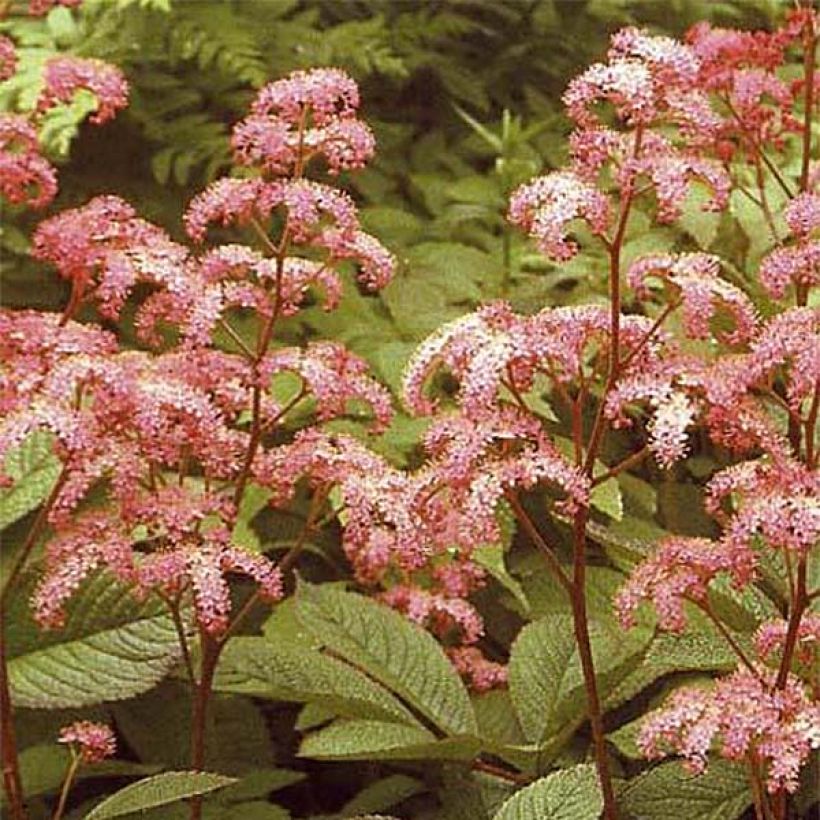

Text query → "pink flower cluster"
[232,68,375,175]
[638,670,820,793]
[617,456,818,633]
[0,36,17,82]
[37,57,129,125]
[0,115,58,209]
[29,0,82,15]
[760,191,820,298]
[0,22,128,213]
[58,721,116,763]
[2,69,402,647]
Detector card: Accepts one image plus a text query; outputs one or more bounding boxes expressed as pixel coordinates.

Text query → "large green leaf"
[0,432,60,531]
[619,759,752,820]
[7,574,180,709]
[508,614,651,744]
[299,719,481,762]
[295,584,477,736]
[212,636,419,726]
[340,774,425,816]
[492,765,603,820]
[9,611,181,708]
[85,771,237,819]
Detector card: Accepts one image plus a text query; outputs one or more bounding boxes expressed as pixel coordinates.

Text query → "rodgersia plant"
[388,10,818,820]
[2,5,820,820]
[0,62,397,819]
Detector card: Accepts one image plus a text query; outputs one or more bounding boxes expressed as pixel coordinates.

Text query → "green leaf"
[295,584,477,736]
[0,432,60,531]
[213,636,419,726]
[603,629,741,710]
[85,771,237,819]
[341,774,425,815]
[0,744,158,808]
[619,759,753,820]
[492,765,603,820]
[508,614,651,744]
[590,477,623,521]
[473,544,530,616]
[299,719,480,762]
[9,585,181,708]
[231,483,272,552]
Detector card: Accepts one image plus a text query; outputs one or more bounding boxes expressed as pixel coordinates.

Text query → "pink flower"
[628,253,758,344]
[615,536,751,632]
[0,35,17,82]
[37,57,128,125]
[759,243,820,299]
[756,614,820,666]
[183,178,280,242]
[32,195,186,319]
[58,722,116,763]
[508,171,610,261]
[249,68,360,126]
[0,115,57,208]
[261,342,393,431]
[638,669,820,793]
[448,647,508,693]
[381,585,485,645]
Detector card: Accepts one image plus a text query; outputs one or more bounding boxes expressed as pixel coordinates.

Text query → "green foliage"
[491,765,603,820]
[294,584,478,736]
[619,759,753,820]
[84,771,237,819]
[0,432,60,531]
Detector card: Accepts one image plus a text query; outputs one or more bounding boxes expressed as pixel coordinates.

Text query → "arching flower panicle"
[638,670,820,793]
[627,252,758,344]
[37,57,128,125]
[0,115,58,208]
[508,171,610,261]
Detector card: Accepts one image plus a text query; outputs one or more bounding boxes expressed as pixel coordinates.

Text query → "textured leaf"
[114,684,276,774]
[299,719,480,761]
[85,771,237,819]
[0,432,60,531]
[619,759,752,820]
[341,774,425,815]
[603,630,742,710]
[9,608,180,708]
[473,544,530,616]
[296,584,477,735]
[508,614,651,744]
[0,744,157,807]
[492,765,603,820]
[213,636,418,725]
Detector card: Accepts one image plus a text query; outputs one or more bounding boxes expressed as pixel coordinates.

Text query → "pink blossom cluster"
[638,670,820,793]
[32,196,188,321]
[685,15,810,157]
[37,56,129,125]
[756,614,820,667]
[232,67,375,175]
[616,456,818,633]
[2,68,402,647]
[29,0,82,15]
[58,721,116,763]
[0,115,57,208]
[627,252,758,344]
[0,35,17,82]
[760,191,820,298]
[0,27,128,214]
